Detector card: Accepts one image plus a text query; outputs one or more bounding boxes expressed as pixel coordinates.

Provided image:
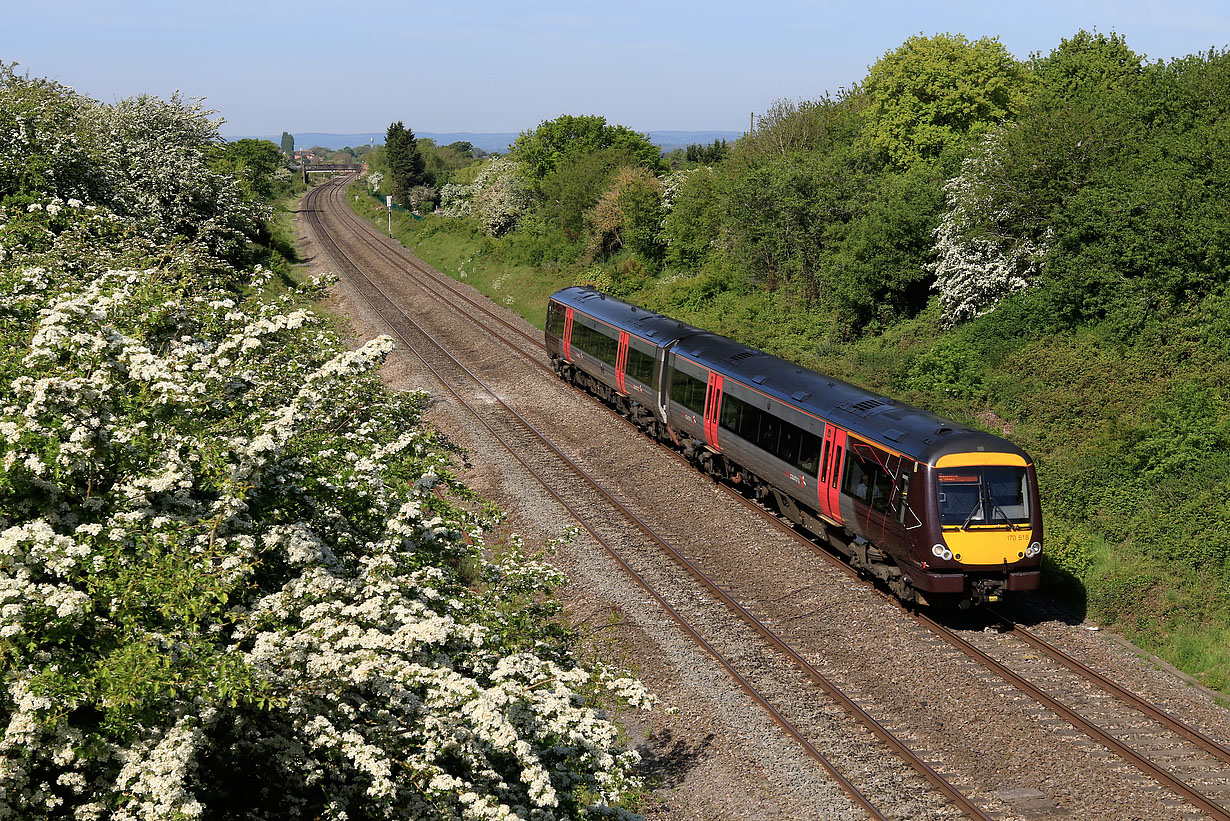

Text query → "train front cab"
[905,452,1043,606]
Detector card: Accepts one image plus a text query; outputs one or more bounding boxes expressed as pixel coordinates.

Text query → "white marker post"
[386,195,393,236]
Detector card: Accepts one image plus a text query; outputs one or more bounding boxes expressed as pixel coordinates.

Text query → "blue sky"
[3,1,1229,137]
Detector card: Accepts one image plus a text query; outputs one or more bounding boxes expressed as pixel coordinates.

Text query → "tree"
[1027,29,1143,104]
[931,32,1147,324]
[685,139,729,165]
[211,138,284,200]
[861,33,1030,167]
[0,63,99,203]
[385,121,426,205]
[584,166,663,262]
[537,147,632,240]
[662,167,724,269]
[512,114,665,179]
[280,131,294,155]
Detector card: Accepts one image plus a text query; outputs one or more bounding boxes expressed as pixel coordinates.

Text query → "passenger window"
[759,415,781,454]
[670,369,706,413]
[798,430,822,475]
[719,391,745,433]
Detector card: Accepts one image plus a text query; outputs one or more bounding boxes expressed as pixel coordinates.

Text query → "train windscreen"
[937,466,1030,527]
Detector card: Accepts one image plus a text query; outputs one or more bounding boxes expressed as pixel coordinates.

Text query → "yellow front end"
[942,527,1037,565]
[934,452,1038,567]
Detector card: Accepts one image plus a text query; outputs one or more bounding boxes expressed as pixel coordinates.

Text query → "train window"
[938,466,1030,526]
[777,424,800,466]
[872,470,893,513]
[798,430,822,474]
[719,391,747,434]
[758,414,781,455]
[719,391,764,442]
[843,451,891,511]
[896,475,912,524]
[546,304,565,338]
[573,321,618,365]
[627,345,656,384]
[670,368,706,413]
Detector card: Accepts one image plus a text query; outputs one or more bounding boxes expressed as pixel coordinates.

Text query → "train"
[545,286,1042,607]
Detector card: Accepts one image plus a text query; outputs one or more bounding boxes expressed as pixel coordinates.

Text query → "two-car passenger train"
[546,286,1042,607]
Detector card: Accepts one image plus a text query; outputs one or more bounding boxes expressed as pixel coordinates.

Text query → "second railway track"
[301,176,1230,821]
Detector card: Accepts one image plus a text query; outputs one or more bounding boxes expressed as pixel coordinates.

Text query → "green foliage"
[209,138,286,200]
[279,131,294,155]
[662,167,724,269]
[1027,29,1144,103]
[537,147,631,240]
[742,96,859,160]
[903,335,985,400]
[861,33,1030,167]
[584,166,663,264]
[685,139,728,164]
[0,63,98,202]
[513,114,665,179]
[819,159,945,331]
[1131,379,1230,480]
[416,136,481,186]
[385,120,427,205]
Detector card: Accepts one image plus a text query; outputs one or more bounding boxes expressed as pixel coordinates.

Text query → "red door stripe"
[703,372,723,451]
[563,308,574,361]
[616,332,629,394]
[827,430,845,524]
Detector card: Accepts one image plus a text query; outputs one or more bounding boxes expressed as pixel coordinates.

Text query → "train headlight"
[931,544,952,561]
[1025,542,1042,558]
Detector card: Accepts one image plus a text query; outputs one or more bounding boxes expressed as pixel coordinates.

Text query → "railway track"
[304,178,985,820]
[303,176,1230,820]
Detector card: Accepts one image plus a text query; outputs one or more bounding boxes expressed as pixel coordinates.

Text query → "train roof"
[549,287,1030,466]
[552,286,697,344]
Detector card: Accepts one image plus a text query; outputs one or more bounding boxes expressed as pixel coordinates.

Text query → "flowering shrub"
[470,158,535,237]
[440,182,473,217]
[930,135,1048,325]
[0,73,651,820]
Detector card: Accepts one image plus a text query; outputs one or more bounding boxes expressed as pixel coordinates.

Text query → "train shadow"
[925,585,1089,634]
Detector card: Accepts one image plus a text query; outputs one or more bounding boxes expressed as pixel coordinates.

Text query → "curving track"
[301,176,1230,821]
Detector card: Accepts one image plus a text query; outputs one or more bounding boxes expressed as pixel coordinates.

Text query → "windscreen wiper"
[988,497,1020,531]
[961,499,983,530]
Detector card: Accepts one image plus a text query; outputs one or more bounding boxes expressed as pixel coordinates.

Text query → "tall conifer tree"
[386,121,426,205]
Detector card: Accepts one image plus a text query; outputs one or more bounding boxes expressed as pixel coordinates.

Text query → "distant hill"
[227,131,744,155]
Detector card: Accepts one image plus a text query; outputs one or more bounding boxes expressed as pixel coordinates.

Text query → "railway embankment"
[344,181,1230,704]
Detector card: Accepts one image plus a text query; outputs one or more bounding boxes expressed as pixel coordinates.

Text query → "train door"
[562,308,575,362]
[703,371,723,450]
[817,426,846,524]
[615,332,630,394]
